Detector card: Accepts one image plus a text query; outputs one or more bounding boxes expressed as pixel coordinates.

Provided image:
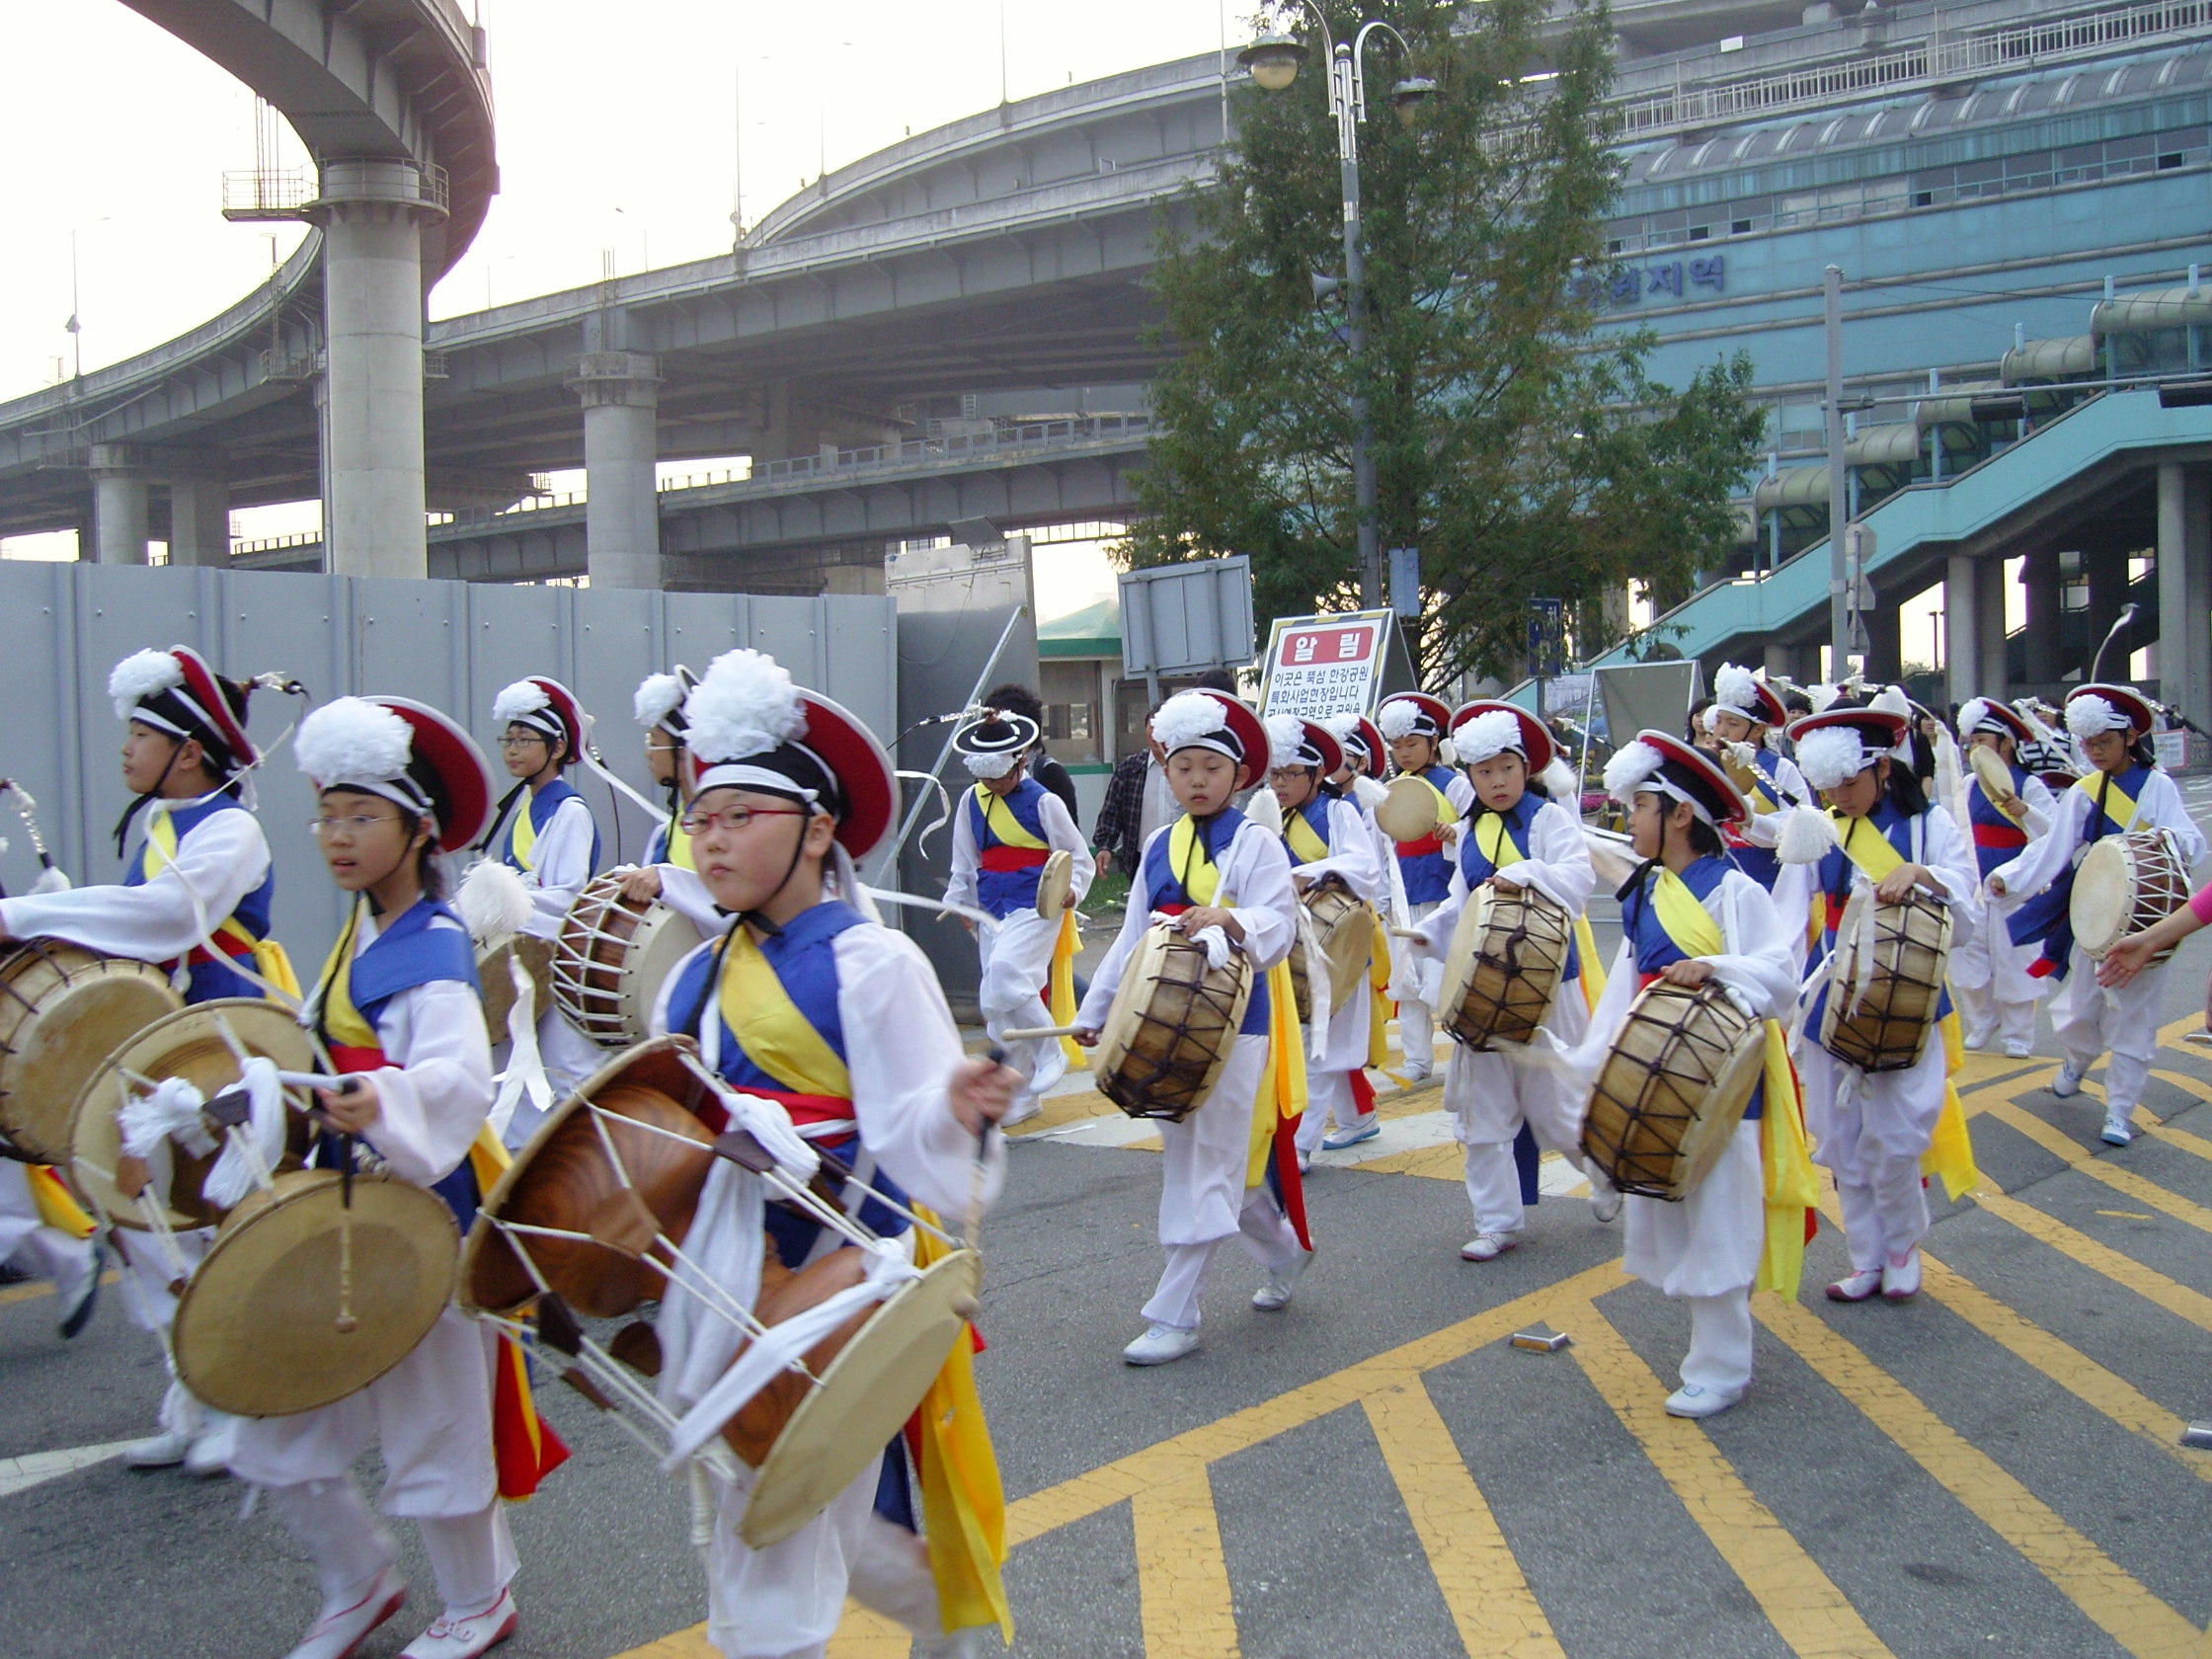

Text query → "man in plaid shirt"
[1091,749,1150,872]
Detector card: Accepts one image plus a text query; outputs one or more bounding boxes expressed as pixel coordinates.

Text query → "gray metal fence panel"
[0,563,896,978]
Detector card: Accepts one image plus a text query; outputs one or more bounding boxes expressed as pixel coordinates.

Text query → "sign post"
[1257,610,1396,719]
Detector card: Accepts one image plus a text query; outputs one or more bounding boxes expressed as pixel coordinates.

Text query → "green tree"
[1120,0,1767,684]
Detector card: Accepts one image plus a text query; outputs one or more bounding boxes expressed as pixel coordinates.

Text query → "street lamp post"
[1241,12,1434,611]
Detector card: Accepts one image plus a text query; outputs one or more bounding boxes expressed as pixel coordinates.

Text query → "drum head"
[1582,983,1763,1201]
[1434,889,1492,1037]
[479,934,555,1043]
[1307,887,1370,1012]
[1035,849,1073,919]
[2069,838,2134,956]
[1968,743,2015,807]
[614,906,705,1048]
[0,945,180,1163]
[1094,925,1251,1121]
[461,1036,714,1316]
[173,1170,458,1417]
[741,1248,979,1548]
[1374,777,1439,844]
[69,999,321,1230]
[1668,1005,1768,1199]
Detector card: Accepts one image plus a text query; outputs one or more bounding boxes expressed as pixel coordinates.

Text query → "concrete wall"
[0,562,895,971]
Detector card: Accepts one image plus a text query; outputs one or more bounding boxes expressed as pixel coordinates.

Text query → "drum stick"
[998,1024,1079,1043]
[1387,925,1428,941]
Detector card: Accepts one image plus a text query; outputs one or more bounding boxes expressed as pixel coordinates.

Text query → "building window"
[2160,152,2185,170]
[1913,190,1934,207]
[1730,218,1752,235]
[1688,225,1710,241]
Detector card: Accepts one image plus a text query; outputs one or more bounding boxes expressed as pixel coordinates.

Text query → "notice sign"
[1259,611,1390,720]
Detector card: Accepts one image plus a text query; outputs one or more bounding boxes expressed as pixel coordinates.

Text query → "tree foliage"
[1120,0,1768,684]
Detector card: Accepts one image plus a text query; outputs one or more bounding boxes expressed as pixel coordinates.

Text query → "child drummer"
[1989,683,2207,1146]
[231,695,525,1659]
[1406,701,1602,1260]
[1950,698,2057,1059]
[1577,733,1802,1418]
[1377,693,1475,1081]
[945,707,1094,1128]
[1701,664,1813,889]
[1073,689,1309,1365]
[1779,698,1982,1303]
[616,667,724,937]
[647,648,1019,1659]
[1266,714,1385,1165]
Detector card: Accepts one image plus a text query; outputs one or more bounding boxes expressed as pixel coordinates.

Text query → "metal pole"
[1825,265,1850,672]
[1334,43,1381,610]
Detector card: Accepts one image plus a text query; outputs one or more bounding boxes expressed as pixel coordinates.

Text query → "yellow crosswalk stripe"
[1982,1099,2212,1234]
[1132,1462,1241,1659]
[1976,1191,2212,1336]
[1565,1300,1897,1659]
[1756,1298,2203,1659]
[825,1605,909,1656]
[1363,1376,1566,1659]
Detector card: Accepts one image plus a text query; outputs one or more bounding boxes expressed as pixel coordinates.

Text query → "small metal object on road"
[1511,1328,1572,1354]
[2179,1422,2212,1450]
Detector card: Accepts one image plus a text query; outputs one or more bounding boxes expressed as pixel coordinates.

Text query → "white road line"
[0,1442,138,1500]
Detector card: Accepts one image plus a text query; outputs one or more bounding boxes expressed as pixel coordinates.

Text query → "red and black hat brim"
[1350,717,1385,768]
[1382,692,1453,741]
[168,646,257,769]
[1630,731,1748,826]
[1450,699,1556,775]
[1298,720,1344,780]
[1786,707,1910,750]
[2070,682,2157,735]
[799,691,897,858]
[371,697,499,852]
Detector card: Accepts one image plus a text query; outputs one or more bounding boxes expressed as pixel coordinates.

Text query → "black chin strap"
[473,781,529,856]
[112,739,192,858]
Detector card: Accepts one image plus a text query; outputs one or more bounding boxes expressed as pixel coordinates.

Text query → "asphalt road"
[12,819,2212,1659]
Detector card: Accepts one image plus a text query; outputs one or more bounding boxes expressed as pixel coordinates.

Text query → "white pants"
[0,1160,93,1286]
[1447,987,1590,1235]
[1394,900,1443,1070]
[1799,1041,1944,1271]
[1682,1292,1755,1396]
[1949,899,2044,1047]
[976,908,1066,1110]
[1295,1067,1366,1156]
[1144,1187,1304,1330]
[1624,1119,1764,1397]
[2049,946,2168,1116]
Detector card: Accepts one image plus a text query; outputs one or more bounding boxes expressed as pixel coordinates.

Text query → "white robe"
[1949,772,2056,1015]
[1387,769,1478,1010]
[1290,794,1384,1075]
[510,785,605,1114]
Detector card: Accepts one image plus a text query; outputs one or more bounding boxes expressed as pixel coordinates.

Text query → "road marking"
[1132,1462,1240,1659]
[1565,1300,1896,1659]
[0,1441,138,1500]
[0,1268,118,1309]
[1362,1375,1566,1659]
[1982,1100,2212,1234]
[1976,1192,2212,1336]
[1756,1298,2203,1659]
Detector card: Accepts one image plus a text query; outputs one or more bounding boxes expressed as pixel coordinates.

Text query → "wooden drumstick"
[998,1023,1080,1043]
[1388,925,1429,941]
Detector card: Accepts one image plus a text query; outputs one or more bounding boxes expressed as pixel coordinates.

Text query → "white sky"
[0,1,1237,606]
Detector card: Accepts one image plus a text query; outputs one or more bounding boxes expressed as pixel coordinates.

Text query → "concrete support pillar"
[311,160,443,580]
[166,463,231,567]
[569,351,666,589]
[1764,639,1814,685]
[2022,545,2063,687]
[2157,462,2212,750]
[86,445,149,565]
[1943,553,2012,707]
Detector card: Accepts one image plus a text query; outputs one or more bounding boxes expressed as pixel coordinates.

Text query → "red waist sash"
[1971,822,2027,850]
[1395,832,1447,858]
[979,845,1050,872]
[327,1044,384,1075]
[693,1083,854,1136]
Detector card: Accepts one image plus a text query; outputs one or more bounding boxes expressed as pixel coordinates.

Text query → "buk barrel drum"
[1301,880,1373,1020]
[1092,923,1251,1121]
[461,1036,979,1548]
[1581,980,1766,1201]
[171,1168,459,1417]
[1436,883,1573,1050]
[478,933,556,1045]
[2072,829,2191,964]
[1968,743,2020,813]
[0,940,180,1163]
[551,874,699,1050]
[68,999,321,1231]
[1035,848,1073,919]
[1374,776,1442,844]
[1817,891,1953,1072]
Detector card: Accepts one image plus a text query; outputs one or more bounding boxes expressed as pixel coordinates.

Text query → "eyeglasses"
[499,733,548,750]
[678,804,810,837]
[308,813,403,837]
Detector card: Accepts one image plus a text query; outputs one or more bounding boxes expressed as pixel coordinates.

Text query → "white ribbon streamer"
[488,951,554,1144]
[201,1056,287,1211]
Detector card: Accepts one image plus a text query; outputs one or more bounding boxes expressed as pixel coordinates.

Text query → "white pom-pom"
[109,648,184,721]
[1794,726,1872,792]
[1264,713,1305,772]
[1377,697,1422,742]
[1603,740,1666,802]
[1538,757,1579,800]
[1806,682,1844,714]
[1714,663,1759,713]
[1701,703,1724,734]
[2066,693,2124,741]
[1956,698,1993,739]
[1778,804,1840,865]
[457,858,533,946]
[963,750,1019,780]
[295,697,413,788]
[685,649,805,765]
[1150,690,1225,755]
[1453,708,1525,766]
[1242,783,1284,838]
[1868,684,1912,720]
[634,672,685,730]
[492,678,552,729]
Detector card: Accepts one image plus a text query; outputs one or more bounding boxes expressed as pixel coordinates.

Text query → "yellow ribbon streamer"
[29,1165,94,1239]
[1049,906,1082,1070]
[1248,958,1307,1186]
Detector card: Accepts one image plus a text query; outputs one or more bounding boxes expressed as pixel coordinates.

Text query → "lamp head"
[1239,34,1304,91]
[1390,77,1438,124]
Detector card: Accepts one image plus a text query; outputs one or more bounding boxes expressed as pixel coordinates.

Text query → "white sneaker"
[283,1567,406,1659]
[1881,1251,1923,1301]
[1665,1382,1743,1419]
[2101,1113,2134,1147]
[1460,1232,1518,1262]
[122,1425,192,1469]
[1825,1268,1883,1303]
[183,1413,238,1478]
[1402,1061,1433,1083]
[2003,1039,2034,1060]
[399,1588,517,1659]
[1123,1323,1201,1366]
[1251,1251,1311,1311]
[998,1096,1042,1130]
[1962,1025,1994,1053]
[2050,1064,2086,1099]
[1319,1118,1380,1151]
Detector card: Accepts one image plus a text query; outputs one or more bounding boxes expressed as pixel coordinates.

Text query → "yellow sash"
[977,786,1049,851]
[508,798,539,874]
[1049,906,1083,1071]
[143,812,299,999]
[29,1164,94,1239]
[1472,812,1608,1012]
[2074,770,2139,830]
[1285,806,1331,866]
[1167,815,1220,904]
[1249,958,1307,1186]
[1649,868,1815,1299]
[1827,812,1981,1202]
[314,902,508,1194]
[1367,910,1392,1070]
[716,929,853,1098]
[666,818,696,872]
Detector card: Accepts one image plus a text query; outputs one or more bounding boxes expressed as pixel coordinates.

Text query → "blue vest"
[311,899,483,1227]
[1966,760,2032,881]
[126,797,276,1004]
[1804,803,1953,1029]
[1459,795,1580,979]
[1622,856,1761,1118]
[502,778,601,878]
[1143,811,1271,1037]
[966,778,1053,918]
[1393,764,1460,905]
[2007,763,2152,974]
[1725,750,1790,889]
[666,901,911,1257]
